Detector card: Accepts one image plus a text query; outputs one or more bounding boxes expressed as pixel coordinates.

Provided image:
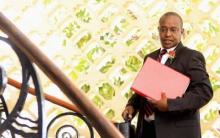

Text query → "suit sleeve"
[126,94,142,111]
[167,51,213,112]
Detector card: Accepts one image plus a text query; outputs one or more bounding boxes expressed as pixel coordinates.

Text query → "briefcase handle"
[113,119,135,138]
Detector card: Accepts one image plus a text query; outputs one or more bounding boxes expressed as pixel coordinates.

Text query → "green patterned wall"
[0,0,220,137]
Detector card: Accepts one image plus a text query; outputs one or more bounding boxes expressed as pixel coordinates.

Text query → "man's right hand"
[122,105,135,121]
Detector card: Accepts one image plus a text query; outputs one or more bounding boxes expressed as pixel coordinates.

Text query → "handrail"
[7,77,81,114]
[0,12,123,138]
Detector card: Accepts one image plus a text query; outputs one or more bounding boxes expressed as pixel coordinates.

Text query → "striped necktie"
[144,49,167,117]
[158,49,167,62]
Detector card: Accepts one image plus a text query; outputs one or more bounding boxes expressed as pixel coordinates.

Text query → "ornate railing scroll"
[0,65,13,137]
[47,112,94,138]
[0,94,13,138]
[0,36,45,137]
[0,12,123,137]
[8,77,94,138]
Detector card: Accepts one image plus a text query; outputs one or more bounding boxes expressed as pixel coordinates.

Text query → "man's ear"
[181,28,185,38]
[181,28,184,34]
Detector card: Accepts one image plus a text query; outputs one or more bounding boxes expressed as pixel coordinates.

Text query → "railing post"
[0,12,124,138]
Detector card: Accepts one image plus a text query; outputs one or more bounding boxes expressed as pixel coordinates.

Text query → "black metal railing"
[0,31,95,138]
[0,36,45,137]
[5,72,95,138]
[47,112,94,138]
[0,12,124,138]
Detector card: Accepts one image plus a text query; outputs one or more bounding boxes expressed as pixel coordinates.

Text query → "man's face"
[158,15,183,49]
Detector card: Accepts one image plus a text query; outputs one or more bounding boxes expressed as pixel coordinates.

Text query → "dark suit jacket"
[127,42,213,138]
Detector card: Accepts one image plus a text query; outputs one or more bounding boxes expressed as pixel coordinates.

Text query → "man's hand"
[122,105,135,121]
[149,92,168,112]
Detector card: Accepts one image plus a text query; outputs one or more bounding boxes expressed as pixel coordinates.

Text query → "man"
[122,12,213,138]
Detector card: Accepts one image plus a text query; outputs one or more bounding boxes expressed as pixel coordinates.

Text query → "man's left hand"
[148,92,168,112]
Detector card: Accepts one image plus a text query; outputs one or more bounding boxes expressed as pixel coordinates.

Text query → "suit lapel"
[150,49,160,60]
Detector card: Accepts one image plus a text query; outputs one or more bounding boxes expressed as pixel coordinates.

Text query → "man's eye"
[171,28,178,32]
[159,27,179,33]
[160,28,167,32]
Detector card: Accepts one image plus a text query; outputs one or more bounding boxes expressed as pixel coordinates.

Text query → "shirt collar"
[160,46,176,53]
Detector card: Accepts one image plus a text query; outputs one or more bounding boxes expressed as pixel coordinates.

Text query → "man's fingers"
[161,92,166,99]
[128,114,132,119]
[122,106,135,121]
[122,110,128,118]
[125,112,132,121]
[122,109,132,120]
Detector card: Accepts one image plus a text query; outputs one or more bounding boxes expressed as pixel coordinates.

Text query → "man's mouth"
[163,40,173,43]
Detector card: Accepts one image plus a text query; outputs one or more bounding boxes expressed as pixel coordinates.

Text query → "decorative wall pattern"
[0,0,220,137]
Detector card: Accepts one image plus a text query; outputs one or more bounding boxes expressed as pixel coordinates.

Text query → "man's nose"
[165,29,171,36]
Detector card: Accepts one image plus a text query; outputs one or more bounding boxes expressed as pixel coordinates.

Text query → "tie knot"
[160,49,167,56]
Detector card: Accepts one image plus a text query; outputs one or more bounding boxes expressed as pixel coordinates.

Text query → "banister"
[0,12,123,138]
[7,77,81,114]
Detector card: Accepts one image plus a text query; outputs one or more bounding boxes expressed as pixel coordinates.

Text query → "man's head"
[158,12,184,49]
